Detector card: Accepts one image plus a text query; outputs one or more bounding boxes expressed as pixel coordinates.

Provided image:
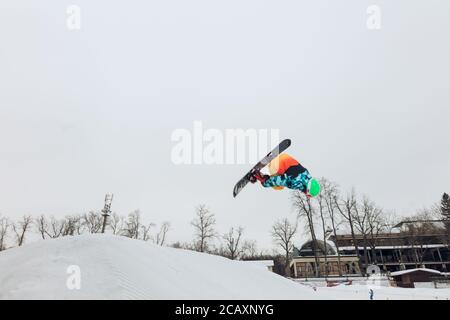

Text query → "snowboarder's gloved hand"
[253,171,269,184]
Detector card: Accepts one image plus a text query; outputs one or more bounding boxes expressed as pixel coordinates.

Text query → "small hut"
[390,268,442,288]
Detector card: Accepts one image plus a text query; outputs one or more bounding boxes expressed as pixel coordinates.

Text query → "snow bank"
[314,284,450,300]
[0,234,330,300]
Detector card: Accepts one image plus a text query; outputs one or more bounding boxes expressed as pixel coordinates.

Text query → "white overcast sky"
[0,1,449,250]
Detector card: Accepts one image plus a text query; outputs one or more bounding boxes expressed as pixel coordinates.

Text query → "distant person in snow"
[249,153,321,198]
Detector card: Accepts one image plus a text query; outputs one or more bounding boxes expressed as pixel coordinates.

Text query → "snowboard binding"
[248,170,268,184]
[248,170,258,184]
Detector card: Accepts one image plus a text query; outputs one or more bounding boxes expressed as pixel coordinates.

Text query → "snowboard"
[232,139,291,197]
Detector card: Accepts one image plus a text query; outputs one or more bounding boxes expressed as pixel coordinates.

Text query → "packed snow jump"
[233,139,321,198]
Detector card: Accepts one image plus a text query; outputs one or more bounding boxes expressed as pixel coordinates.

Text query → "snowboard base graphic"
[232,139,291,198]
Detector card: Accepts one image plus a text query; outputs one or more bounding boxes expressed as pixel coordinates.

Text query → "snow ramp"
[0,234,330,299]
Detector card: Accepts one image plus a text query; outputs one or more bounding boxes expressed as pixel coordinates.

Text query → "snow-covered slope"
[0,234,329,300]
[317,284,450,300]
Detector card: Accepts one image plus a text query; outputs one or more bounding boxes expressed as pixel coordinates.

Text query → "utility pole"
[101,194,114,234]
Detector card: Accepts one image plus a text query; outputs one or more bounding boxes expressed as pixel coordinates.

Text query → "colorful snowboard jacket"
[262,153,311,192]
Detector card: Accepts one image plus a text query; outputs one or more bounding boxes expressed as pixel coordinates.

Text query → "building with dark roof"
[389,268,446,288]
[291,220,450,278]
[329,220,450,274]
[290,240,361,278]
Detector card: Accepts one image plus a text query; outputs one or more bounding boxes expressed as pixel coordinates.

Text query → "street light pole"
[101,194,114,234]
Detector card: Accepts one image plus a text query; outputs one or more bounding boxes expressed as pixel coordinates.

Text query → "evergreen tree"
[441,193,450,220]
[441,193,450,235]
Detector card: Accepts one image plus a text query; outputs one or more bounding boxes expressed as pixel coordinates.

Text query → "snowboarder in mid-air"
[232,139,321,198]
[249,153,321,198]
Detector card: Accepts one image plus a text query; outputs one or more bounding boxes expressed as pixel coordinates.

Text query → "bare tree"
[241,240,258,259]
[82,211,103,234]
[292,191,320,277]
[108,213,125,235]
[36,215,49,240]
[36,215,66,239]
[335,188,363,273]
[403,211,442,267]
[352,196,373,270]
[322,179,344,276]
[191,205,216,252]
[271,218,298,276]
[62,216,75,236]
[0,216,10,251]
[223,226,244,260]
[365,200,388,265]
[123,210,142,239]
[316,179,332,276]
[155,222,170,246]
[352,196,388,269]
[62,215,84,236]
[121,210,155,241]
[140,222,155,241]
[12,215,33,246]
[49,217,66,238]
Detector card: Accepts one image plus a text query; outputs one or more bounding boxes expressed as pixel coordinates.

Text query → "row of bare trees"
[0,203,271,265]
[189,205,250,259]
[185,205,301,276]
[288,178,395,277]
[0,210,171,251]
[176,204,273,262]
[398,195,450,266]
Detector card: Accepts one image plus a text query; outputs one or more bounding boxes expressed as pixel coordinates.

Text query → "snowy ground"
[0,234,330,300]
[292,276,450,300]
[313,284,450,300]
[1,234,449,300]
